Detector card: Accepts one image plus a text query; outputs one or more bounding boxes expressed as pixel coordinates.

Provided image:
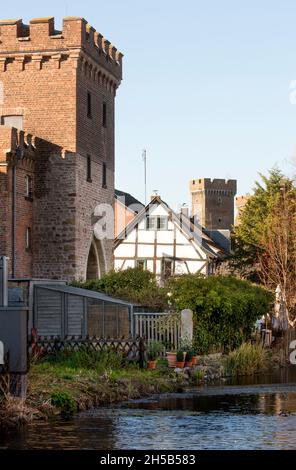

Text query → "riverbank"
[0,345,283,428]
[0,361,195,428]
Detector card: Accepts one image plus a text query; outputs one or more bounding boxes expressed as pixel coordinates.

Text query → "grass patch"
[223,343,268,376]
[50,391,77,416]
[40,348,123,374]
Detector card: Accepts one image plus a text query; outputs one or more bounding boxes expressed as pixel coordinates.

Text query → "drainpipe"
[0,256,8,307]
[11,163,16,278]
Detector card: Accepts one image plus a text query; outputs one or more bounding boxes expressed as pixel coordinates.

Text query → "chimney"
[180,204,189,219]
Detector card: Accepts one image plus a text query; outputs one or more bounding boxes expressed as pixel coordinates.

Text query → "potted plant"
[147,340,163,369]
[176,350,185,368]
[192,348,198,365]
[185,350,193,367]
[166,351,177,368]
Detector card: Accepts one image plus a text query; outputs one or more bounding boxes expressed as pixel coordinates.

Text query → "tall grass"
[223,343,268,376]
[40,347,123,374]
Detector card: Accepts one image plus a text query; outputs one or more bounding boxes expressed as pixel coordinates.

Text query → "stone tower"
[0,17,122,280]
[189,178,237,230]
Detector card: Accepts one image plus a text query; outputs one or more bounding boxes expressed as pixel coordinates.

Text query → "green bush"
[72,268,167,311]
[51,391,77,415]
[168,275,273,354]
[223,343,268,376]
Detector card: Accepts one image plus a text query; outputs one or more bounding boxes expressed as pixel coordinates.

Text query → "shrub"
[51,391,77,415]
[72,268,168,311]
[223,343,268,376]
[168,275,273,354]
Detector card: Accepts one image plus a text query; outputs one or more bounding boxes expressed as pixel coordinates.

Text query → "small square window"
[136,259,147,270]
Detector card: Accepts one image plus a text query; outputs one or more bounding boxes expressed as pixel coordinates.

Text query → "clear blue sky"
[3,1,296,209]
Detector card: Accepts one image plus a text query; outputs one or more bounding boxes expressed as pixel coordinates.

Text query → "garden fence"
[133,312,181,351]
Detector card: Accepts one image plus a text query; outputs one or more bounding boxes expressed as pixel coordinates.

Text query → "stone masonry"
[0,17,123,280]
[190,178,237,230]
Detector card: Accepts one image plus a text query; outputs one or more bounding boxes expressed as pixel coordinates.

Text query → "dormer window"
[146,216,168,231]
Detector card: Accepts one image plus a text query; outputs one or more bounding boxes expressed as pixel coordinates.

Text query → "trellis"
[37,335,144,361]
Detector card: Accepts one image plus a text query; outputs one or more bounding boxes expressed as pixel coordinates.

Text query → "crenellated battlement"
[0,16,123,81]
[0,126,36,164]
[190,178,237,194]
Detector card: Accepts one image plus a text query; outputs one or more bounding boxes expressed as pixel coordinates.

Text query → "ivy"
[168,275,273,354]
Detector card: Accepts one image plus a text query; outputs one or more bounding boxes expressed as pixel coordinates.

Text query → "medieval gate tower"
[0,17,122,280]
[190,178,237,231]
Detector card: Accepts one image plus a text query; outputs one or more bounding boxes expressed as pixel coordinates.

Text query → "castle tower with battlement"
[0,17,123,280]
[190,178,237,231]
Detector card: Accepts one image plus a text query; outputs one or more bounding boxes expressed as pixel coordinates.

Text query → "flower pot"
[185,361,193,368]
[166,352,177,368]
[192,356,198,365]
[176,361,185,368]
[147,360,157,370]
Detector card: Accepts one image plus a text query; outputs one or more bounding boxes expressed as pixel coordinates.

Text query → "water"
[1,369,296,450]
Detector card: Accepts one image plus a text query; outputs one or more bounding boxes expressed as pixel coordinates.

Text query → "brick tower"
[190,178,237,230]
[0,17,122,280]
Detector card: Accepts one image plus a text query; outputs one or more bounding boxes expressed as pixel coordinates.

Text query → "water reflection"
[1,371,296,450]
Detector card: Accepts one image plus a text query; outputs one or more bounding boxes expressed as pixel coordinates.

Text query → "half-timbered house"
[114,195,228,281]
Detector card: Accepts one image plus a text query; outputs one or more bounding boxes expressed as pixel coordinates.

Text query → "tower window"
[26,227,32,251]
[87,155,92,182]
[102,162,107,188]
[25,175,33,200]
[102,102,107,127]
[87,91,92,118]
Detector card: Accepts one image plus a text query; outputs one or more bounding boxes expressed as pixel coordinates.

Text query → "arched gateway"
[86,238,106,280]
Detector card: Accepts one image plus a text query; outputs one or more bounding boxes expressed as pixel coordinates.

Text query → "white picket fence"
[133,312,181,350]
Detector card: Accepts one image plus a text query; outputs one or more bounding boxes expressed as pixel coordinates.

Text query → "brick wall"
[0,16,122,280]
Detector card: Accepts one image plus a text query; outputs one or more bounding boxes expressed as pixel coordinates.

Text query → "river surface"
[1,368,296,450]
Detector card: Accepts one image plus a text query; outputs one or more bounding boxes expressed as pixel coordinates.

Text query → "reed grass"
[223,343,268,376]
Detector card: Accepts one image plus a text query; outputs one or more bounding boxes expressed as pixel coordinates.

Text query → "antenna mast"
[142,149,147,205]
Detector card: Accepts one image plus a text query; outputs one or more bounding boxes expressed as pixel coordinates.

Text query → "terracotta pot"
[185,361,193,367]
[175,361,185,368]
[166,352,177,368]
[147,360,157,370]
[192,356,198,365]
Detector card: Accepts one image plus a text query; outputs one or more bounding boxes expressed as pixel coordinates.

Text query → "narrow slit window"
[103,102,107,127]
[87,91,92,118]
[102,162,107,187]
[87,155,92,182]
[26,227,32,251]
[25,175,33,199]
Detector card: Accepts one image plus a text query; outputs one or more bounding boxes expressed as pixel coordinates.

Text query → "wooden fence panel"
[133,313,181,351]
